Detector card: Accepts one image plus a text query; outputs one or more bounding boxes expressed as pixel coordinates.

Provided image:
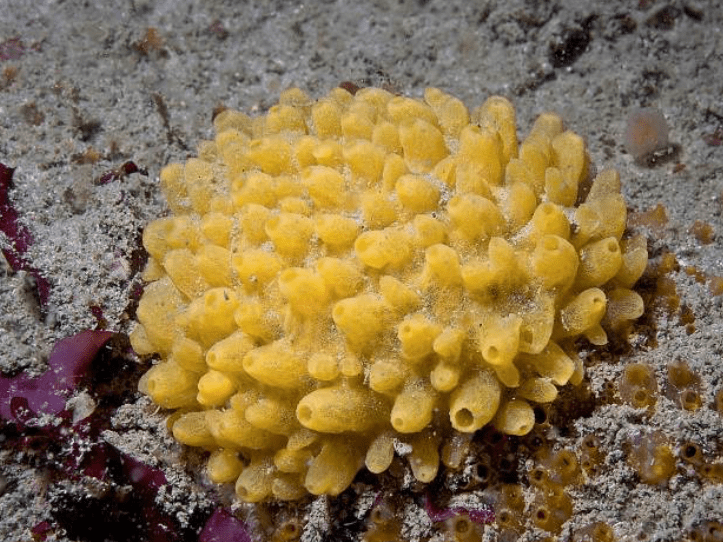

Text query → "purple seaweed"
[199,508,253,542]
[424,493,495,526]
[0,37,25,61]
[30,520,52,541]
[0,163,51,307]
[0,330,115,423]
[0,322,257,542]
[95,160,147,185]
[119,454,180,542]
[0,329,213,541]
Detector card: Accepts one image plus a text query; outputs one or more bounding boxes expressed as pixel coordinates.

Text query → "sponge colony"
[131,86,647,502]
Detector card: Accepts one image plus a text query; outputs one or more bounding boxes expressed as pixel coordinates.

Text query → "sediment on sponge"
[131,85,647,501]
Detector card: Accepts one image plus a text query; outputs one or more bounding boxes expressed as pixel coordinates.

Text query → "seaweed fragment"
[0,330,115,423]
[1,330,221,542]
[0,163,51,307]
[199,508,252,542]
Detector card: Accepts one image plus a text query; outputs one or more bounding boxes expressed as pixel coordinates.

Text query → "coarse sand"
[1,1,722,541]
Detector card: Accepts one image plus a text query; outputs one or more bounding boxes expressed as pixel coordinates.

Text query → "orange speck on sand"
[628,203,668,236]
[709,276,723,297]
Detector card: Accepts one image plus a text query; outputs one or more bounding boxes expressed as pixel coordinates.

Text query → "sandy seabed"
[1,1,722,541]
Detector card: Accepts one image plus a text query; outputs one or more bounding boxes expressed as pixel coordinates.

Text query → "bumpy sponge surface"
[132,86,646,501]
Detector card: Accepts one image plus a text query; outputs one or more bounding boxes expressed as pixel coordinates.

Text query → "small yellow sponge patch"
[132,86,647,502]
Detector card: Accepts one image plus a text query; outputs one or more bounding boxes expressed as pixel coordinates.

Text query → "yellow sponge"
[132,86,646,502]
